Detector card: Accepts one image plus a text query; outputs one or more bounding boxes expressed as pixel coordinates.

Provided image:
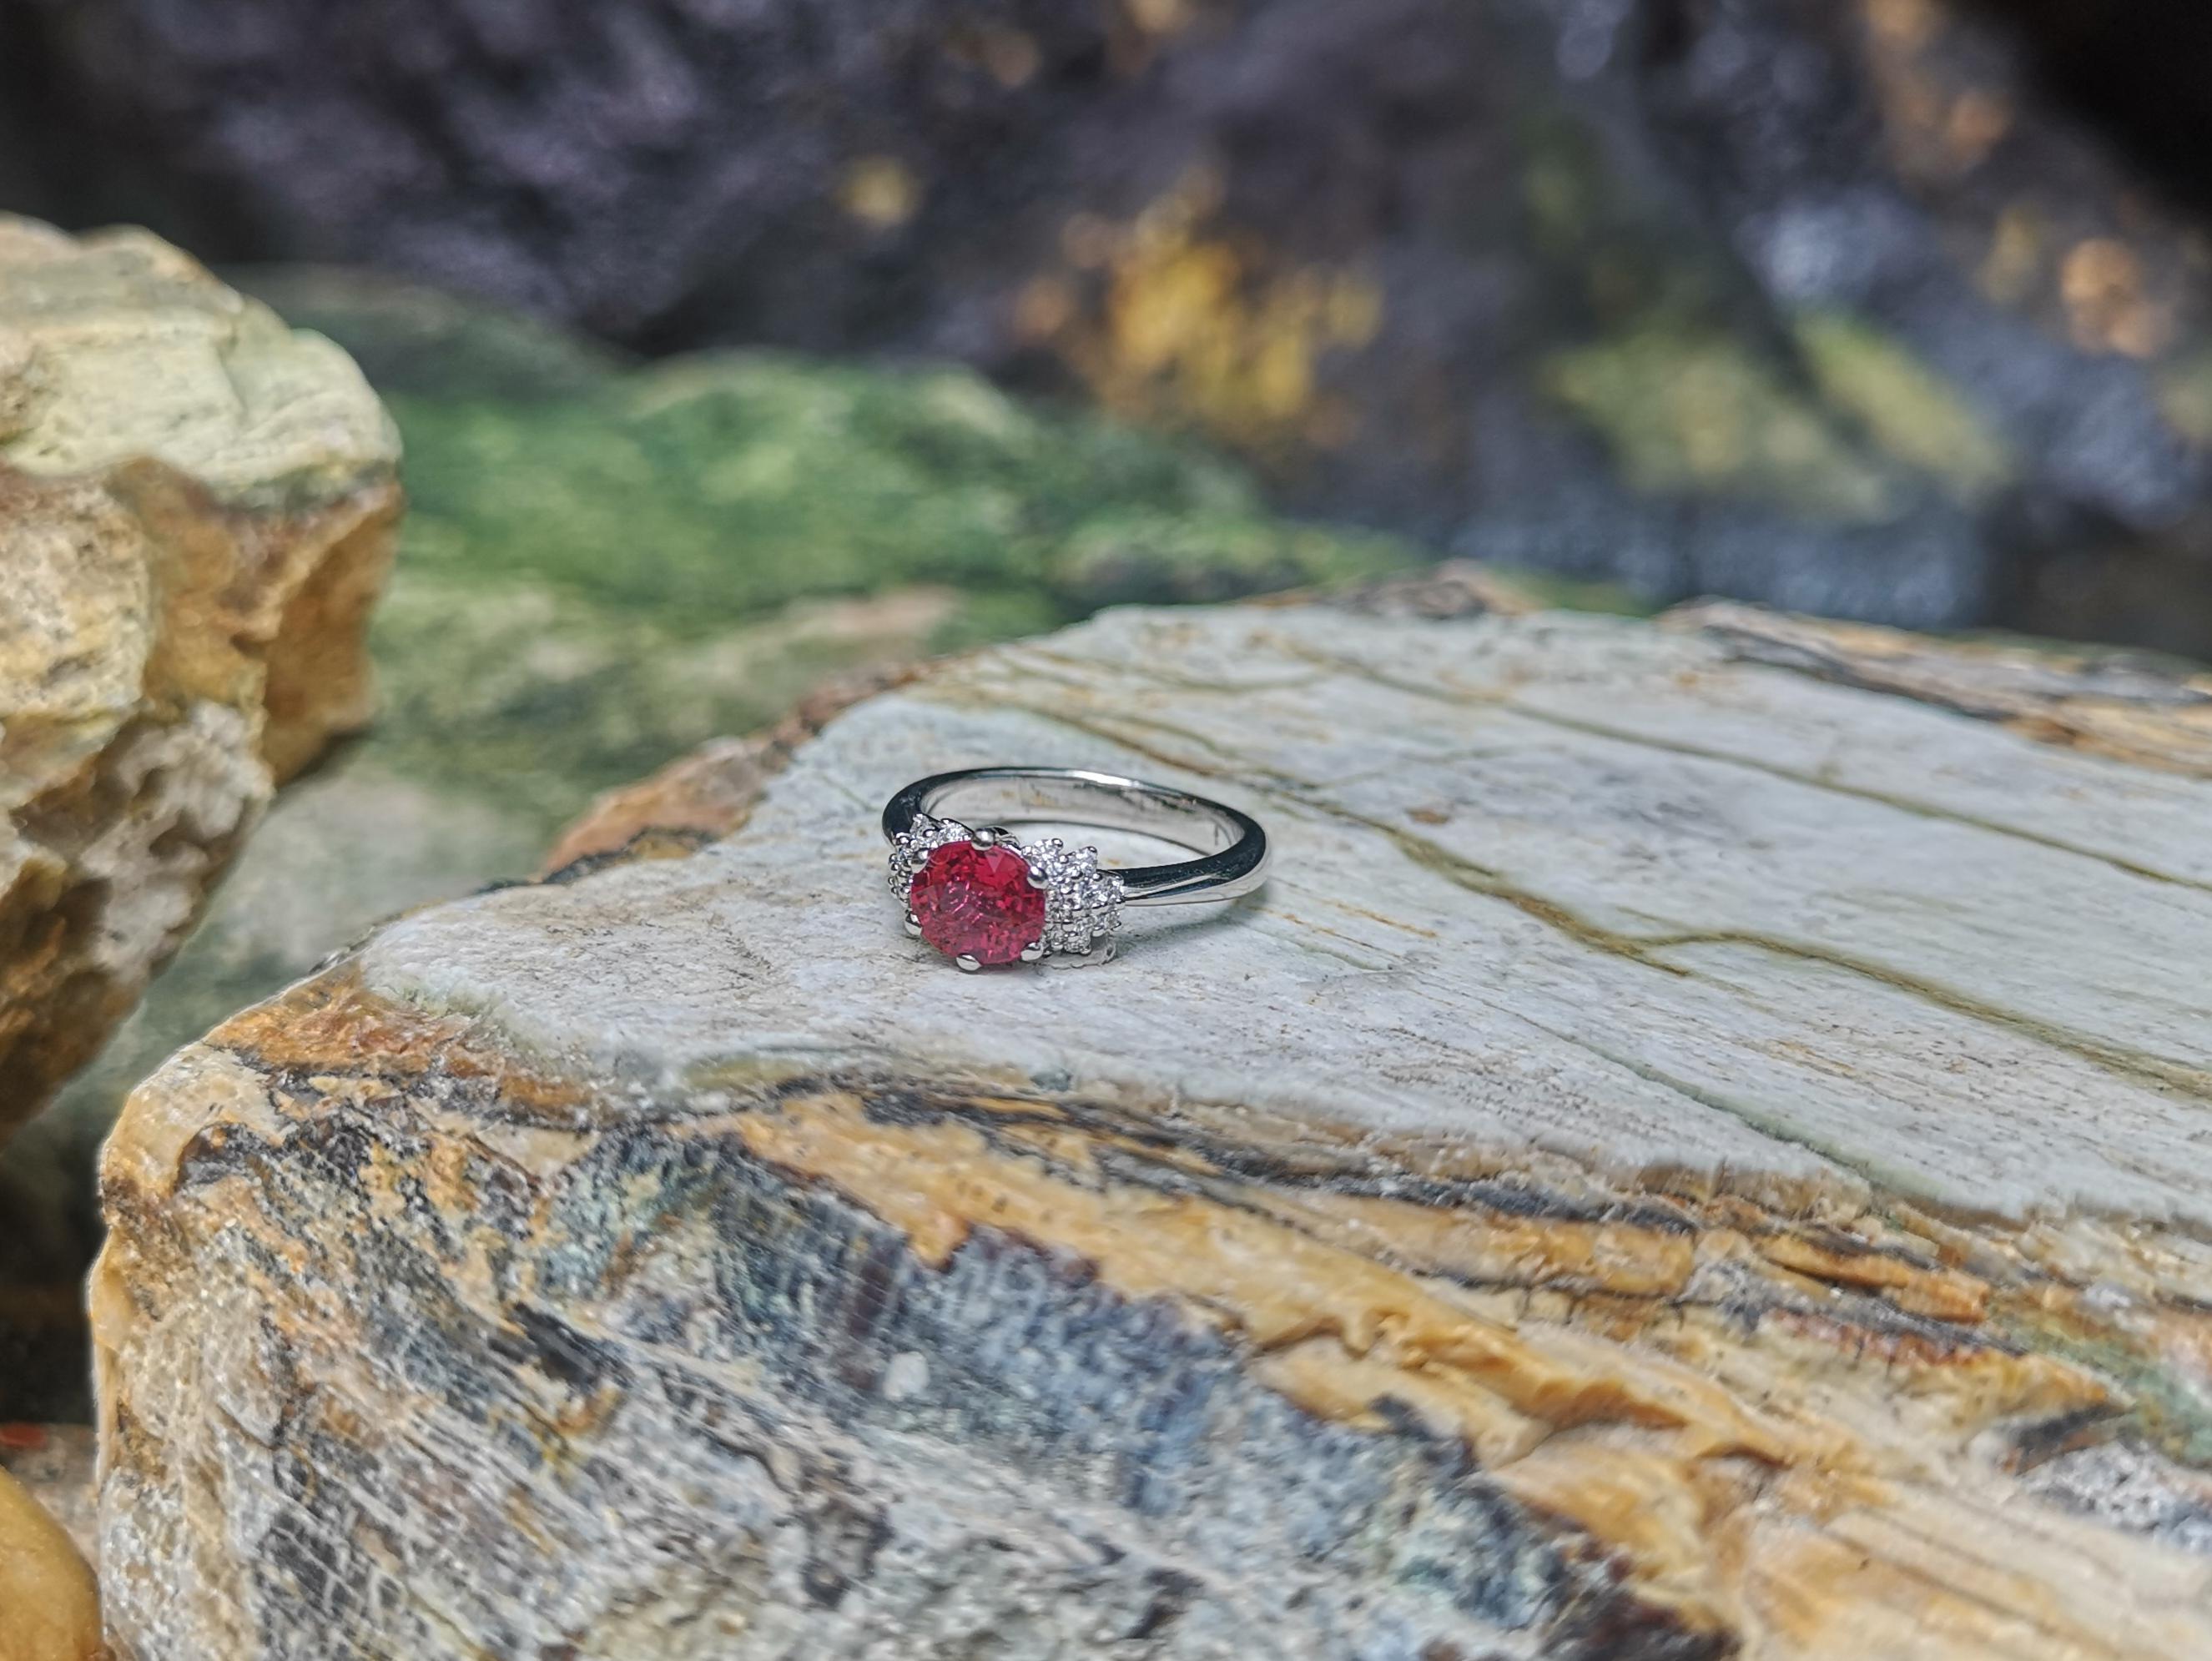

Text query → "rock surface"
[13,3,2212,642]
[0,1426,96,1567]
[0,1443,99,1661]
[28,264,1412,1149]
[0,218,398,1147]
[0,269,1417,1423]
[95,592,2212,1657]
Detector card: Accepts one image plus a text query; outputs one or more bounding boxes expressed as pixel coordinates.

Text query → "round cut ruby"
[909,841,1046,965]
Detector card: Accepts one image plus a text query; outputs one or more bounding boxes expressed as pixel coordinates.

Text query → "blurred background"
[13,0,2212,644]
[8,0,2212,1419]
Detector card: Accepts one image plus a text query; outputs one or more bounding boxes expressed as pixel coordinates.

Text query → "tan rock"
[0,1460,100,1661]
[94,596,2212,1657]
[0,1427,96,1567]
[0,217,399,1138]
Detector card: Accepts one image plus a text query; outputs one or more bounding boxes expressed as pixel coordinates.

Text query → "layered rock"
[0,218,399,1145]
[94,591,2212,1657]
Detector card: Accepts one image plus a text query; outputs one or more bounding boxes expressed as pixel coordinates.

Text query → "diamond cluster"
[887,814,1123,964]
[885,813,969,897]
[1020,836,1123,956]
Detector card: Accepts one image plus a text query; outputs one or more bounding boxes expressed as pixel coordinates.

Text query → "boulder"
[13,3,2212,642]
[93,589,2212,1657]
[0,217,399,1145]
[0,1426,95,1566]
[0,1432,98,1661]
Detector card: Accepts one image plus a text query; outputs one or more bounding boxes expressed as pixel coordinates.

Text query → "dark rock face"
[12,0,2212,642]
[98,1025,1725,1658]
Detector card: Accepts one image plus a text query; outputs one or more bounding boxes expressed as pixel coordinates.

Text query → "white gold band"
[881,767,1270,906]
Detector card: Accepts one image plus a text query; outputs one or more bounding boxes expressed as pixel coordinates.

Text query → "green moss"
[1793,314,2011,501]
[359,348,1417,820]
[1542,324,1902,522]
[385,354,1396,632]
[363,572,986,829]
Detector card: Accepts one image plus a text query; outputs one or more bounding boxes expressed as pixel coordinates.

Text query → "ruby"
[909,841,1046,966]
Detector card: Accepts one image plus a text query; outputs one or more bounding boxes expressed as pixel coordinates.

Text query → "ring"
[882,767,1270,969]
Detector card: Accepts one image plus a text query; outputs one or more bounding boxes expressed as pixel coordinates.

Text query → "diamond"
[908,841,1047,966]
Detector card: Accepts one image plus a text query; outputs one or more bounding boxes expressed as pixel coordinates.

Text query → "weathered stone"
[0,217,399,1145]
[33,265,1412,1131]
[0,1440,99,1661]
[0,271,1415,1422]
[0,1426,96,1565]
[13,3,2212,642]
[95,595,2212,1657]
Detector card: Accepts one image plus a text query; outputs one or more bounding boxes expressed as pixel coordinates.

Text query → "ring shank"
[883,767,1268,905]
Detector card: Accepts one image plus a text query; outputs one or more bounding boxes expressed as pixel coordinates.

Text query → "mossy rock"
[249,267,1414,817]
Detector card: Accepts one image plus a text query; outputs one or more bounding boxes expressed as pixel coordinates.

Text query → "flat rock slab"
[0,215,399,1141]
[97,598,2212,1657]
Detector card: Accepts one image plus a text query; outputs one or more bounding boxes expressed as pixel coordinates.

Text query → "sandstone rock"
[0,1455,98,1661]
[0,218,399,1145]
[94,594,2212,1657]
[14,3,2212,642]
[0,1426,96,1566]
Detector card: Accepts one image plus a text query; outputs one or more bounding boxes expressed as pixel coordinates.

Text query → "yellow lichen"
[836,157,920,232]
[2061,239,2171,359]
[1979,202,2046,307]
[1035,168,1384,456]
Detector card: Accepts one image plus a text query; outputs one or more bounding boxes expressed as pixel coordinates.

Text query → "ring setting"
[882,768,1269,970]
[886,817,1123,969]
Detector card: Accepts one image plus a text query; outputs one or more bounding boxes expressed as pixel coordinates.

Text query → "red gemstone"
[909,841,1046,965]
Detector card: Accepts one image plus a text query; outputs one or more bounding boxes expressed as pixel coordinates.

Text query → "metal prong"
[970,827,1000,848]
[955,954,983,973]
[1027,868,1050,889]
[1020,942,1046,962]
[904,910,922,938]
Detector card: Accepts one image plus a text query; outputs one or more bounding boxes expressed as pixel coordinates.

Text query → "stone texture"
[0,269,1416,1424]
[0,1426,96,1566]
[0,217,399,1147]
[0,1437,99,1661]
[12,2,2212,642]
[94,592,2212,1657]
[29,264,1412,1135]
